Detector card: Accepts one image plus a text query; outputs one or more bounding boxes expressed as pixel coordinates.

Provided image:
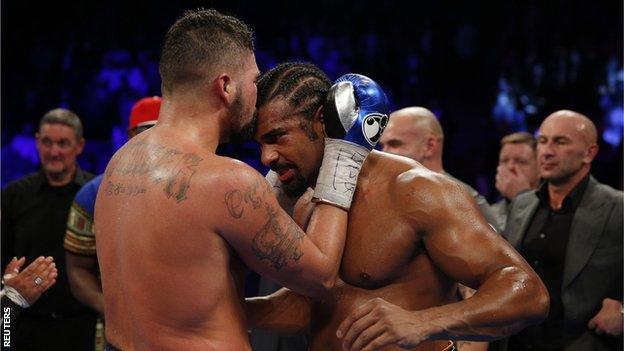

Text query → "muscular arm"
[66,253,104,315]
[338,173,548,350]
[416,176,548,340]
[245,287,311,334]
[218,165,347,297]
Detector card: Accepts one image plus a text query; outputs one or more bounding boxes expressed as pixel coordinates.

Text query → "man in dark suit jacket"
[504,110,623,351]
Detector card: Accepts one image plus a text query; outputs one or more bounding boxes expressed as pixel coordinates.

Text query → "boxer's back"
[95,130,250,350]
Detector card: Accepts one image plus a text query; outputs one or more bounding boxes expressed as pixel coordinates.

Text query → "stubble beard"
[230,93,256,143]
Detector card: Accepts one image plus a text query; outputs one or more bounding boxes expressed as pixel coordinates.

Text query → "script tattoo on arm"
[252,204,304,270]
[224,178,304,270]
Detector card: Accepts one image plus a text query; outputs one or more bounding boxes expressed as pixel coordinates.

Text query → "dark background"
[2,0,622,200]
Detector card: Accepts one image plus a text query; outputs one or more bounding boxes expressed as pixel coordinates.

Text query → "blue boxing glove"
[323,73,389,149]
[312,74,389,210]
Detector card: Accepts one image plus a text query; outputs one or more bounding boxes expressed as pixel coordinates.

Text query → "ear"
[76,138,86,155]
[584,143,599,164]
[313,105,326,136]
[214,73,234,106]
[423,135,438,158]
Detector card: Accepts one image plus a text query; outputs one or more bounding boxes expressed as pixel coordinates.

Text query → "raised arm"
[245,287,311,334]
[337,173,549,350]
[218,166,347,297]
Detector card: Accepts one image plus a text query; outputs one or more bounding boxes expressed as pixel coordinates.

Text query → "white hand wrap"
[2,286,30,308]
[313,138,368,210]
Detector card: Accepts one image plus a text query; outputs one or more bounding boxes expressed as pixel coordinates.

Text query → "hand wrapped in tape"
[314,74,389,210]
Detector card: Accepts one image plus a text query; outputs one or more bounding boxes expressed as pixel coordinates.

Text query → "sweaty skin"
[95,53,351,350]
[96,129,349,350]
[247,151,549,351]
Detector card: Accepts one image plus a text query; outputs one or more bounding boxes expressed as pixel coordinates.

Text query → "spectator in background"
[1,256,58,325]
[1,108,96,350]
[492,132,540,231]
[504,110,623,350]
[64,96,161,349]
[379,106,500,232]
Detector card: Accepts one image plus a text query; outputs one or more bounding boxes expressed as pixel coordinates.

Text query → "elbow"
[305,275,336,297]
[301,266,338,297]
[321,274,338,292]
[531,281,550,323]
[516,272,550,324]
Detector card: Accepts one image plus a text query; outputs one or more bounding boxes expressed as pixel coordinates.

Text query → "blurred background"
[2,0,622,200]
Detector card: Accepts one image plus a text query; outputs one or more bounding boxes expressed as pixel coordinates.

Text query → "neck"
[422,157,444,173]
[45,165,76,187]
[157,92,225,153]
[547,167,589,209]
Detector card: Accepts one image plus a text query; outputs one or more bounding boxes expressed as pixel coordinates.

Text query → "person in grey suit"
[504,110,623,351]
[492,132,540,231]
[379,106,500,233]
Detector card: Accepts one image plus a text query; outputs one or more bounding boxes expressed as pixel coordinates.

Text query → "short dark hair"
[159,8,254,94]
[257,62,331,122]
[501,131,537,149]
[39,108,83,140]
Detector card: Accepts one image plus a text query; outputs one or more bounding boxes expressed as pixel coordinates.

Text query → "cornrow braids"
[257,62,331,122]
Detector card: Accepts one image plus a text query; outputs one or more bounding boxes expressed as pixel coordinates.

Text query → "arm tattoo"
[225,190,244,218]
[252,204,304,270]
[224,178,269,218]
[225,178,304,270]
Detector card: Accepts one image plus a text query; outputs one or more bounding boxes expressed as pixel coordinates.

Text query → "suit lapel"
[562,178,611,288]
[506,194,539,249]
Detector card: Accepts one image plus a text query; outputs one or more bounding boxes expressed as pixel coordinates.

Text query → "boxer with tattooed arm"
[95,9,379,351]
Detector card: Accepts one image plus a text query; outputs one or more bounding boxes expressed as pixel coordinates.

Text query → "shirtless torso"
[96,124,353,350]
[96,131,257,350]
[248,151,548,351]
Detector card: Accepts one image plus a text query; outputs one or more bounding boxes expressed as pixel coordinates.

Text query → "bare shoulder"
[379,154,466,211]
[204,156,273,217]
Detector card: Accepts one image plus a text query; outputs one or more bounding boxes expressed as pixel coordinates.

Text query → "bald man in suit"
[504,110,622,351]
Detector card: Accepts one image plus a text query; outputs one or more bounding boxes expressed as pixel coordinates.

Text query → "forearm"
[245,288,311,334]
[302,204,348,289]
[422,266,549,341]
[67,265,104,314]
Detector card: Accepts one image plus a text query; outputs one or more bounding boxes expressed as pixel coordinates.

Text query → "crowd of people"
[2,1,622,193]
[1,3,622,351]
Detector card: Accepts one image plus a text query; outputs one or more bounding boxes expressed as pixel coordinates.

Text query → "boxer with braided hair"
[246,62,549,351]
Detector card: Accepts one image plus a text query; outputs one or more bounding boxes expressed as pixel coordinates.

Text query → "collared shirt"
[509,175,590,351]
[1,168,94,316]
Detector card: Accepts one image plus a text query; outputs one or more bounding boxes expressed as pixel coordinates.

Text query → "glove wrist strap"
[313,138,369,210]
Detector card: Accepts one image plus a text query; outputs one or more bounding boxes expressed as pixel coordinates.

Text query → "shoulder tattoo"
[104,140,203,203]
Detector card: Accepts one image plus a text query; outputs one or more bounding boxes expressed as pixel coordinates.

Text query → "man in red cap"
[127,96,162,137]
[63,96,161,348]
